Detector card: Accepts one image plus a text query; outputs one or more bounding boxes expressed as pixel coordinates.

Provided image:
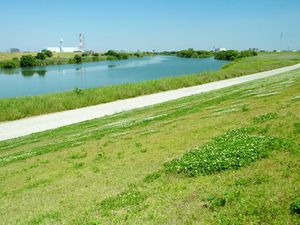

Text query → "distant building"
[10,48,20,53]
[45,47,60,52]
[214,48,226,52]
[45,35,83,53]
[45,47,79,52]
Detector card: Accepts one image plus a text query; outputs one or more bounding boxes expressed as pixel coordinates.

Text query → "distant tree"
[215,50,239,60]
[104,50,119,57]
[92,53,99,57]
[20,55,36,67]
[41,50,53,58]
[82,52,89,57]
[74,55,82,64]
[35,52,46,60]
[177,49,212,58]
[238,50,258,58]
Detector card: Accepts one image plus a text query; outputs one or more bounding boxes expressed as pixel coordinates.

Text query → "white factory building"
[45,34,84,53]
[46,47,79,53]
[214,48,227,52]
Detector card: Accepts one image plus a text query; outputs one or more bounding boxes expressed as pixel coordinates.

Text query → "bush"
[92,56,100,61]
[177,49,212,58]
[82,52,89,57]
[74,55,82,64]
[134,53,142,58]
[92,53,99,57]
[41,50,53,57]
[2,60,18,69]
[35,52,46,60]
[290,197,300,215]
[104,50,118,57]
[165,128,285,177]
[215,50,239,60]
[239,50,258,58]
[215,50,258,61]
[104,50,129,60]
[20,55,36,67]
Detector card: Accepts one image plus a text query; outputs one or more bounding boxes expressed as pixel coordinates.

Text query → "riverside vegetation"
[0,68,299,224]
[0,52,300,122]
[0,50,150,69]
[162,48,258,60]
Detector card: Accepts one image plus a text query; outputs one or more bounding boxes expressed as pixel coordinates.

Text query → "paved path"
[1,63,300,142]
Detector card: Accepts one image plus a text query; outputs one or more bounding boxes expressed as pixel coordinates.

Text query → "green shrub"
[73,87,83,95]
[20,55,36,67]
[41,50,53,57]
[134,52,142,57]
[2,60,18,69]
[239,50,258,58]
[206,195,226,208]
[104,50,118,57]
[165,128,285,177]
[290,196,300,215]
[92,53,99,57]
[215,50,239,60]
[74,55,82,64]
[177,48,212,58]
[35,52,46,60]
[92,56,99,61]
[82,52,89,57]
[104,50,129,60]
[215,50,257,61]
[106,56,117,60]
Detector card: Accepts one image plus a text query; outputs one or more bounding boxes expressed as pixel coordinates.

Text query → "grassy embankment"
[0,68,299,224]
[0,52,300,122]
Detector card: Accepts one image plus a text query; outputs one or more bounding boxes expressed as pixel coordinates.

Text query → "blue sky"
[1,0,300,52]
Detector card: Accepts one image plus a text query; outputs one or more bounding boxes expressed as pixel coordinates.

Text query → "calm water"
[0,56,227,98]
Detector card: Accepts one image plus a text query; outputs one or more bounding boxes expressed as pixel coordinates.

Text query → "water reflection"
[0,56,229,98]
[0,68,48,77]
[21,69,47,77]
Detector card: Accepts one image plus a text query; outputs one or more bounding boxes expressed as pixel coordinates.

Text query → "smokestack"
[79,33,84,52]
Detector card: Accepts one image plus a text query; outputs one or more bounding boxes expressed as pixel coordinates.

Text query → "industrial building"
[214,47,227,52]
[10,48,20,53]
[45,34,84,53]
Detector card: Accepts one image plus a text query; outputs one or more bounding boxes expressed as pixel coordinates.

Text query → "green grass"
[0,68,299,224]
[1,52,300,122]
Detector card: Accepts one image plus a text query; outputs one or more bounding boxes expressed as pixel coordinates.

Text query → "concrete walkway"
[1,63,300,142]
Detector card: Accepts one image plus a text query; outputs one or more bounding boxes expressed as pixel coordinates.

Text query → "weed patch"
[203,195,226,209]
[290,196,300,215]
[254,112,278,123]
[73,162,84,169]
[99,189,147,216]
[68,151,87,159]
[293,122,300,134]
[165,128,286,177]
[143,171,162,183]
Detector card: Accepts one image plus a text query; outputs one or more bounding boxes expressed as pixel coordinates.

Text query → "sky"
[1,0,300,52]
